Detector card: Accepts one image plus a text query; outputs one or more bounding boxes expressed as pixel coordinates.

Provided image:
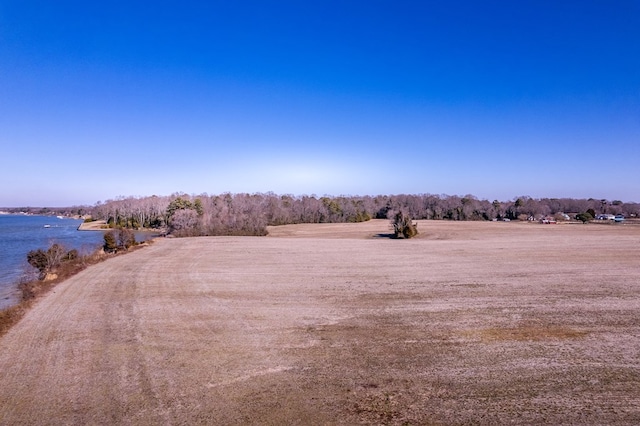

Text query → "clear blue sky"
[1,1,639,206]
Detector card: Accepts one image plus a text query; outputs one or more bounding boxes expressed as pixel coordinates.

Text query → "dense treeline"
[90,193,640,236]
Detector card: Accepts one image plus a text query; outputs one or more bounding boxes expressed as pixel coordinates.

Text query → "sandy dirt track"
[1,219,639,424]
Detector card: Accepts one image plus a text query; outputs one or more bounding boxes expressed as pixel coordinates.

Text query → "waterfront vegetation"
[0,235,146,336]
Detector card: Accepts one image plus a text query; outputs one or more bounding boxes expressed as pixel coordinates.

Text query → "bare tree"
[88,192,639,237]
[170,209,200,236]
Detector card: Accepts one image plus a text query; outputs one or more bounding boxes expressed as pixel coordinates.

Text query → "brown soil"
[1,219,639,425]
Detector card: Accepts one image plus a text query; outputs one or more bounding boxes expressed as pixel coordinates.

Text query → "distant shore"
[77,220,166,236]
[77,220,108,231]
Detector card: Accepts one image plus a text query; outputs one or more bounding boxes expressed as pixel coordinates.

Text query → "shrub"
[46,244,66,268]
[117,228,136,250]
[65,249,79,260]
[26,243,81,280]
[104,231,118,252]
[575,212,593,223]
[391,211,418,239]
[26,249,48,278]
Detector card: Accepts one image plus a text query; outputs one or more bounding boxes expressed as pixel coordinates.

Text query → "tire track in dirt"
[91,257,168,424]
[0,243,175,424]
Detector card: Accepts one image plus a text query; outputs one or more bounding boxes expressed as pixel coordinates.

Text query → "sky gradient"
[1,1,639,206]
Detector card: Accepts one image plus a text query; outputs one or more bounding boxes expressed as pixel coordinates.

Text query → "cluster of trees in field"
[89,193,640,236]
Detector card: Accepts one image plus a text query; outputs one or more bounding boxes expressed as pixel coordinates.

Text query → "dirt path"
[1,220,639,424]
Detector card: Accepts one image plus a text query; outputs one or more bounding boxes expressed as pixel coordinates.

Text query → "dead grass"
[0,220,639,424]
[468,325,589,342]
[0,301,31,337]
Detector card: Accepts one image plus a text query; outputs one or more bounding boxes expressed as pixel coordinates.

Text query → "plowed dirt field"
[1,219,639,424]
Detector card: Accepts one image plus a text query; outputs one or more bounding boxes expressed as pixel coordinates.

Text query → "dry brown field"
[1,219,639,425]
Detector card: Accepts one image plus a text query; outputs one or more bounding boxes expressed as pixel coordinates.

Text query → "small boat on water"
[44,224,51,228]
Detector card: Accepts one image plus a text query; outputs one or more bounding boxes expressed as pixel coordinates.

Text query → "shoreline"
[77,220,108,231]
[0,286,21,311]
[1,219,161,314]
[77,220,165,234]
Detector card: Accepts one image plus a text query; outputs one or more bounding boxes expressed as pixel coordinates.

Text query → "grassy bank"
[0,240,152,336]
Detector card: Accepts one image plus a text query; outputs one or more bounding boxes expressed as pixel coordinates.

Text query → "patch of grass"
[0,302,32,337]
[469,325,588,342]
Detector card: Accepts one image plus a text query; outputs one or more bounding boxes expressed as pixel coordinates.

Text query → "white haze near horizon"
[1,2,639,207]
